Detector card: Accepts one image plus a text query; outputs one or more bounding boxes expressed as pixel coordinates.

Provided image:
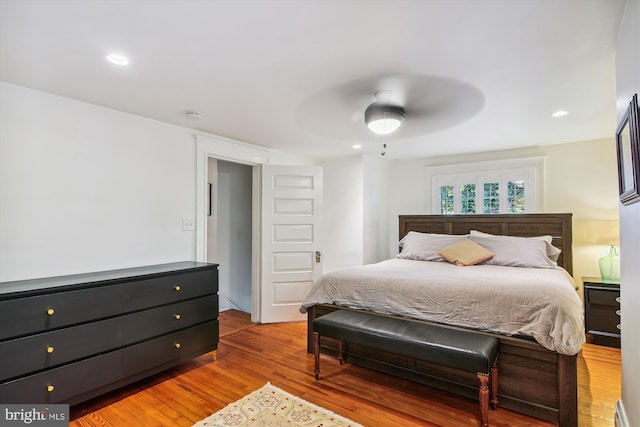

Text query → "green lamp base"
[599,245,620,282]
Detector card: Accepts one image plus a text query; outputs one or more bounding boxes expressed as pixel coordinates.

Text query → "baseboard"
[615,400,629,427]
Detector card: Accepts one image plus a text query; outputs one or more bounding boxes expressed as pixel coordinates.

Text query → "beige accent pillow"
[438,238,494,266]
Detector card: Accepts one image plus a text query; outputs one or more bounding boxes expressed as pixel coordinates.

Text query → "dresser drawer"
[0,350,122,404]
[0,317,121,381]
[122,320,218,376]
[586,289,619,307]
[122,269,217,312]
[122,295,218,345]
[0,286,121,340]
[586,288,620,335]
[587,313,620,335]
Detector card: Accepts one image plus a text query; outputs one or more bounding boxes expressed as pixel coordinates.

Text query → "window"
[483,182,500,214]
[430,158,543,215]
[440,185,454,214]
[507,180,526,213]
[461,184,476,214]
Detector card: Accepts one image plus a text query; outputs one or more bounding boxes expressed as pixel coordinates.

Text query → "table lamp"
[599,245,620,282]
[582,220,620,282]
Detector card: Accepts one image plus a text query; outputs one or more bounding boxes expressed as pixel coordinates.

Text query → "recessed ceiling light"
[106,53,129,66]
[352,144,362,149]
[551,110,568,118]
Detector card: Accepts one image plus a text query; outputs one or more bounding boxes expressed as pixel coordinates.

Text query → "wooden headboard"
[399,213,573,275]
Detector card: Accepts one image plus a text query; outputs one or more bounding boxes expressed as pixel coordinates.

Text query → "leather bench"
[312,310,499,427]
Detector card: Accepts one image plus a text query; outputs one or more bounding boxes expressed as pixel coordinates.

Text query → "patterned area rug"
[193,382,363,427]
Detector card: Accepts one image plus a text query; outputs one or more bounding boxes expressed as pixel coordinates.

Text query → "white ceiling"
[0,0,627,160]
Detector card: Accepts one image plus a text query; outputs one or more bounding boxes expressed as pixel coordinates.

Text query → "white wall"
[322,155,363,272]
[387,137,620,292]
[0,82,197,281]
[615,0,640,425]
[363,154,389,264]
[321,153,390,272]
[0,82,312,282]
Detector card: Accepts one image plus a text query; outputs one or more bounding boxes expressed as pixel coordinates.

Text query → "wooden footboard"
[308,304,577,427]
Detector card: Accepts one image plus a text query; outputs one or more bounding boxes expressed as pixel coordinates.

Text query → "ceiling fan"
[294,74,485,147]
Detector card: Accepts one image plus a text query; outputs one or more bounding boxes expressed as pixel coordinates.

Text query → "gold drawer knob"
[175,343,181,349]
[47,308,55,316]
[174,285,181,291]
[47,385,54,392]
[47,346,54,354]
[174,314,181,320]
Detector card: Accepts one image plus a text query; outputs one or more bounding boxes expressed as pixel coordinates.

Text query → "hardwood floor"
[218,309,255,337]
[70,310,621,427]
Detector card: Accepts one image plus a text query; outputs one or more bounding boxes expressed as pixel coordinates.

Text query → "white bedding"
[300,259,585,355]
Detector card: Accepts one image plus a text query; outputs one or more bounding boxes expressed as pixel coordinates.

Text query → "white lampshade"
[364,104,404,135]
[576,220,620,246]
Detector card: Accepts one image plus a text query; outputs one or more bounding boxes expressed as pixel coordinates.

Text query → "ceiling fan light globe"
[367,118,402,135]
[364,103,404,135]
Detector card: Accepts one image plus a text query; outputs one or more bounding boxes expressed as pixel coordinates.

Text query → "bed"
[302,213,581,426]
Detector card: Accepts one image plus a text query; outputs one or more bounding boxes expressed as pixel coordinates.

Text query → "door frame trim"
[195,134,269,322]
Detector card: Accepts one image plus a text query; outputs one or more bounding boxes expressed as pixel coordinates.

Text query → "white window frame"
[429,157,544,214]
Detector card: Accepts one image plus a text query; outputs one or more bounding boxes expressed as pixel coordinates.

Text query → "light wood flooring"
[70,310,621,427]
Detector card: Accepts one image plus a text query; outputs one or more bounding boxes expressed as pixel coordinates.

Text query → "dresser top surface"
[0,261,218,296]
[582,276,620,288]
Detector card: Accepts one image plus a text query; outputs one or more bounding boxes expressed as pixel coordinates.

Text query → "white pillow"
[470,230,561,262]
[397,232,468,262]
[469,233,557,268]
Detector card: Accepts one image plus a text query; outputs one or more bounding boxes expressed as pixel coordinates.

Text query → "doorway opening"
[195,134,267,324]
[207,158,253,328]
[195,134,322,324]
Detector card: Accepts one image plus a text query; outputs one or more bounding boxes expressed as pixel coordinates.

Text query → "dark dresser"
[583,276,620,348]
[0,261,219,404]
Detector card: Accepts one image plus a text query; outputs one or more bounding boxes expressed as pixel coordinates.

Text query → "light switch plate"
[182,218,195,231]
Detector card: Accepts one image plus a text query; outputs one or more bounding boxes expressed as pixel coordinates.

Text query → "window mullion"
[499,174,507,214]
[453,177,460,214]
[473,176,481,214]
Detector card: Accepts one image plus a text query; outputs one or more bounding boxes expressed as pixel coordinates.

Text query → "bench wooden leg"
[490,355,499,410]
[478,373,489,427]
[313,332,320,380]
[338,340,344,365]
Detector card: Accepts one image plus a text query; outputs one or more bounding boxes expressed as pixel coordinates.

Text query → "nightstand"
[583,277,620,348]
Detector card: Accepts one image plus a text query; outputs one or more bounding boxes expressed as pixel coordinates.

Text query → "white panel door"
[261,165,323,323]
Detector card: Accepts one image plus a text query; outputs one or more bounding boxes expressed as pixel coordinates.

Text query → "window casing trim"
[428,157,545,214]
